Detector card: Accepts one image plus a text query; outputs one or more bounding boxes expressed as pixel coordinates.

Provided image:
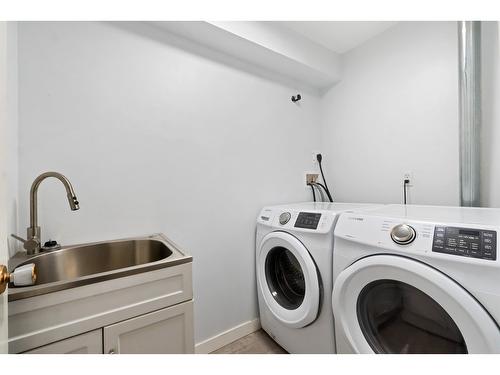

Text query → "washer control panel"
[432,226,497,260]
[294,212,322,230]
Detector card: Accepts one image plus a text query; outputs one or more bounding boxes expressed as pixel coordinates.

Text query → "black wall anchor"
[291,94,301,103]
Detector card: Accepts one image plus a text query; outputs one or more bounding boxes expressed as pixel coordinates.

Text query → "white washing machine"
[332,204,500,354]
[256,202,382,353]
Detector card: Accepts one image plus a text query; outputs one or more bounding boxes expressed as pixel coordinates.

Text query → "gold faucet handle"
[0,263,37,295]
[0,265,11,295]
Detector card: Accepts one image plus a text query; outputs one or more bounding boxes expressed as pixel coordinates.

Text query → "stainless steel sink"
[8,233,191,301]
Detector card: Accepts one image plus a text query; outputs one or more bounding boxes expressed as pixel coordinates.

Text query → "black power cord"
[403,178,410,204]
[316,154,334,202]
[308,183,316,202]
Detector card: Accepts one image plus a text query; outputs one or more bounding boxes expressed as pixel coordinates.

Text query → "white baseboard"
[195,318,261,354]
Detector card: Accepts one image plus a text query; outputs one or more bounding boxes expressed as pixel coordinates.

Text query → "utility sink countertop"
[8,233,192,301]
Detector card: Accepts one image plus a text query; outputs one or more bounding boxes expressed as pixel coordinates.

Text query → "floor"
[212,329,288,354]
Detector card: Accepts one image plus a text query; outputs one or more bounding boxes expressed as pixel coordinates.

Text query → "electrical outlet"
[403,171,413,183]
[306,173,319,185]
[312,151,320,164]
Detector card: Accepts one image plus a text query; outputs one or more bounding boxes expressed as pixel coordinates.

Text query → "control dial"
[279,212,291,225]
[391,224,416,245]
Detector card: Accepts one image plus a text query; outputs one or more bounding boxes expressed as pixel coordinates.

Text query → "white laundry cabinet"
[9,262,194,354]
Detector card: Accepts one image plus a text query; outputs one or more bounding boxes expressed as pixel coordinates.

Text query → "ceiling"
[276,21,398,54]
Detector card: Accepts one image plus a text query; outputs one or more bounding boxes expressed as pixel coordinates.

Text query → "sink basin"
[8,234,191,301]
[17,239,172,285]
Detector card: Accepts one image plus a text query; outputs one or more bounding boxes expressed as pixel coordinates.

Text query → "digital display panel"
[459,229,480,237]
[294,212,322,230]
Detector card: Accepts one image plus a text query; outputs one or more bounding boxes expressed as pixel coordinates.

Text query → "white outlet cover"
[312,151,320,163]
[403,171,413,183]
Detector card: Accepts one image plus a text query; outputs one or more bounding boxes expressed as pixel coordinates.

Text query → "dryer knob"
[279,212,291,225]
[391,224,416,245]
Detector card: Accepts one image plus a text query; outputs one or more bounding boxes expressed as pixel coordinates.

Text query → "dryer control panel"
[432,226,497,261]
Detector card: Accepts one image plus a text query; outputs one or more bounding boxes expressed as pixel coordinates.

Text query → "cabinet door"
[104,300,194,354]
[24,329,103,354]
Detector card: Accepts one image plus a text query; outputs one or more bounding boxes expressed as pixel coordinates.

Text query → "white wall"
[16,21,321,343]
[0,21,9,354]
[320,22,460,205]
[481,21,500,208]
[6,22,18,258]
[0,20,18,353]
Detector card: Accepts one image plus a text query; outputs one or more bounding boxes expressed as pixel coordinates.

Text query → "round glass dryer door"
[257,232,320,328]
[332,255,500,353]
[357,280,466,353]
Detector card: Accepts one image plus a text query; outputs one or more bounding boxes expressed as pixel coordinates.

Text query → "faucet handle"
[11,234,40,254]
[11,234,27,244]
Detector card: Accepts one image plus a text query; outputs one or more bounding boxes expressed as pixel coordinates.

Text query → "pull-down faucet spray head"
[67,193,79,210]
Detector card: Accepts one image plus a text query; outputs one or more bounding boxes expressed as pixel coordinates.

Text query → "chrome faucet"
[12,172,80,256]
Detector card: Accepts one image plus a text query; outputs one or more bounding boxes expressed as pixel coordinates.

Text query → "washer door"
[332,255,500,353]
[257,232,320,328]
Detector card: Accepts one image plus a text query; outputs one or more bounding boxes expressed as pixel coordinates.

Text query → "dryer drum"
[356,279,467,354]
[265,246,306,310]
